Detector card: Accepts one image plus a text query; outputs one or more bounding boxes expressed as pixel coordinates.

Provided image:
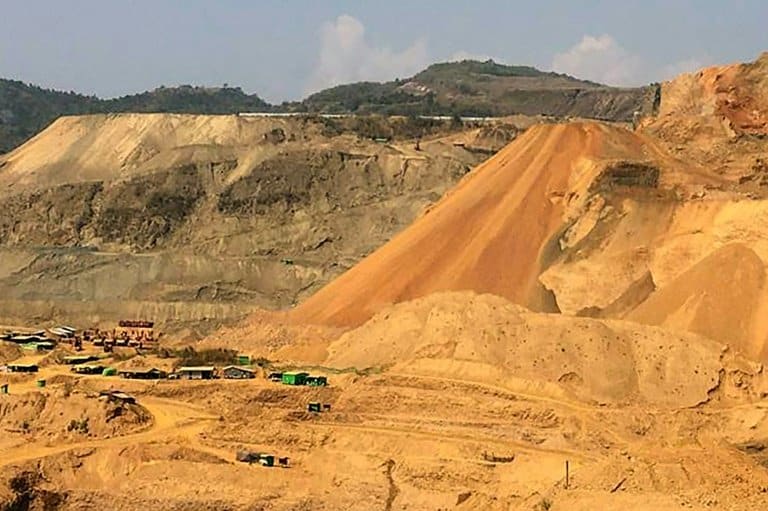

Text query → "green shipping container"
[281,372,308,385]
[1,384,8,394]
[102,367,117,376]
[36,379,46,388]
[236,355,250,366]
[308,402,321,412]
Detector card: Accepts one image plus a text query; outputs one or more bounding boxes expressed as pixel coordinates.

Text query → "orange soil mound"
[291,122,651,328]
[628,243,767,359]
[325,292,728,407]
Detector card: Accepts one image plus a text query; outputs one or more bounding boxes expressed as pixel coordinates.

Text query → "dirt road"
[0,395,219,468]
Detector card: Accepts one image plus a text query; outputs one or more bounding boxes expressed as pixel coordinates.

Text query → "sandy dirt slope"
[3,362,768,510]
[323,291,765,407]
[0,114,310,190]
[628,243,766,359]
[291,122,655,327]
[281,54,768,360]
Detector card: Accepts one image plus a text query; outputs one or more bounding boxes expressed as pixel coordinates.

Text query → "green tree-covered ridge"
[0,59,655,153]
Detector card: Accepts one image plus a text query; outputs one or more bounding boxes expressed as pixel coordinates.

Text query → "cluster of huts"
[113,367,330,385]
[118,365,257,380]
[1,320,160,354]
[0,325,73,352]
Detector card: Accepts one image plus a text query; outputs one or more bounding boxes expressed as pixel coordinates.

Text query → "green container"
[1,384,8,394]
[281,372,308,385]
[236,355,250,366]
[102,367,117,377]
[36,379,46,388]
[308,402,321,413]
[259,454,275,467]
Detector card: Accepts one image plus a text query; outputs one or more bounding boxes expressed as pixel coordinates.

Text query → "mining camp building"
[62,355,99,365]
[72,364,105,375]
[99,390,136,405]
[176,366,216,380]
[118,368,166,380]
[6,363,39,373]
[222,366,255,379]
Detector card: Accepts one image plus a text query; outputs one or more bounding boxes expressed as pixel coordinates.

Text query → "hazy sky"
[1,0,766,102]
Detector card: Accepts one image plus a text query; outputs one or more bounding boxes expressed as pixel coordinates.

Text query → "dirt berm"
[324,291,764,408]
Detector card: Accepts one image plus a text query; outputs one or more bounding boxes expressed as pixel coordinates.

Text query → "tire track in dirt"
[0,396,218,467]
[304,421,597,462]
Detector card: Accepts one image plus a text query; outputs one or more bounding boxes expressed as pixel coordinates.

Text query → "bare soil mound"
[325,291,733,407]
[290,121,680,328]
[0,389,151,441]
[629,243,767,359]
[199,308,341,362]
[0,341,22,365]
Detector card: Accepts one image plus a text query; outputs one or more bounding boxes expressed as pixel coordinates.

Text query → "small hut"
[176,366,216,380]
[222,366,256,379]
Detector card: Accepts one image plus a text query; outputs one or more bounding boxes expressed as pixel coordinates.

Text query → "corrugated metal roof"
[222,365,255,372]
[178,366,215,372]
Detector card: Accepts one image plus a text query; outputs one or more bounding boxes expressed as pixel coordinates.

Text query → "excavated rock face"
[642,51,768,182]
[0,113,490,336]
[593,162,660,191]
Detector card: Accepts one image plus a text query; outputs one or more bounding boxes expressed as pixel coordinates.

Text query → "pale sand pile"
[324,291,737,407]
[628,243,767,359]
[0,113,319,191]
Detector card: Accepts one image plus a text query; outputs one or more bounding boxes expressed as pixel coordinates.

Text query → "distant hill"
[302,59,658,120]
[99,85,270,114]
[0,81,270,153]
[0,79,99,153]
[0,60,658,153]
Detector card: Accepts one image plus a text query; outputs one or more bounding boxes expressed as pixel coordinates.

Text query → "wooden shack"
[6,363,39,373]
[99,390,136,404]
[222,366,255,379]
[118,368,166,380]
[72,364,105,375]
[62,355,99,365]
[176,366,216,380]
